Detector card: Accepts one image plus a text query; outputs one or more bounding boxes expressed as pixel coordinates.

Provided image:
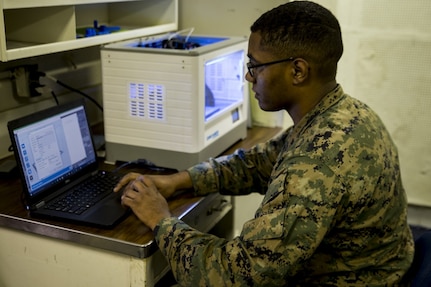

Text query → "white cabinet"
[0,0,178,62]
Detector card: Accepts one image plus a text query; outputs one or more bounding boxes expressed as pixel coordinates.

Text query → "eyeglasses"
[247,57,294,78]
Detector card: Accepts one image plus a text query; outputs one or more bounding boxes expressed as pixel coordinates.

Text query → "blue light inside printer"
[129,36,228,50]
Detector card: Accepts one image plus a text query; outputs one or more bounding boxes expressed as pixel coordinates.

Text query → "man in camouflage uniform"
[115,1,414,286]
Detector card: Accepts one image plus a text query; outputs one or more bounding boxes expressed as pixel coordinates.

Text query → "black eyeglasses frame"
[247,57,294,77]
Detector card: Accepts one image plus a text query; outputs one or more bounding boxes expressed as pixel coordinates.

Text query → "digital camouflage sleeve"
[154,85,414,286]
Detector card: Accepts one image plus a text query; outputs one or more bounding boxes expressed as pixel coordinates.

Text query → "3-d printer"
[101,31,248,169]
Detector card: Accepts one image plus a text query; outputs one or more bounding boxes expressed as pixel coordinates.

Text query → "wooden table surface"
[0,126,282,258]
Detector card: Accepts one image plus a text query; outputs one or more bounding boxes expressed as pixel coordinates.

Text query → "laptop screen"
[10,103,97,198]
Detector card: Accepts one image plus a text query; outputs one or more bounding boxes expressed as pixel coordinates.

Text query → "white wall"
[179,0,287,37]
[322,0,431,207]
[0,47,103,159]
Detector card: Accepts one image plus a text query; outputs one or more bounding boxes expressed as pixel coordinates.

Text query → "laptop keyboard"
[44,172,121,215]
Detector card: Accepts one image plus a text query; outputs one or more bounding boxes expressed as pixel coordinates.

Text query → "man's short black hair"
[251,1,343,79]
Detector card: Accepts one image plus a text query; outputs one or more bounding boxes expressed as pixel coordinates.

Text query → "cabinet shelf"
[0,0,178,62]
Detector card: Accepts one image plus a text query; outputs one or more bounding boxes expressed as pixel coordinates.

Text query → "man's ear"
[291,58,309,84]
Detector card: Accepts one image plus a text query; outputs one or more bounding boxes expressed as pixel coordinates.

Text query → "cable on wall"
[41,73,104,112]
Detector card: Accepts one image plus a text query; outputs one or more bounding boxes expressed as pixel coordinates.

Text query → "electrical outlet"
[12,65,44,98]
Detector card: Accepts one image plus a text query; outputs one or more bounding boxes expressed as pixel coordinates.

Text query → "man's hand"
[113,171,194,229]
[120,175,171,230]
[114,172,182,199]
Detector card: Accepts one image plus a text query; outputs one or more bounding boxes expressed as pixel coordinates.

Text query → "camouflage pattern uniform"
[154,85,414,286]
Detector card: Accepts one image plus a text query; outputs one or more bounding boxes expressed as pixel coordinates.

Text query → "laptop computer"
[7,99,130,228]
